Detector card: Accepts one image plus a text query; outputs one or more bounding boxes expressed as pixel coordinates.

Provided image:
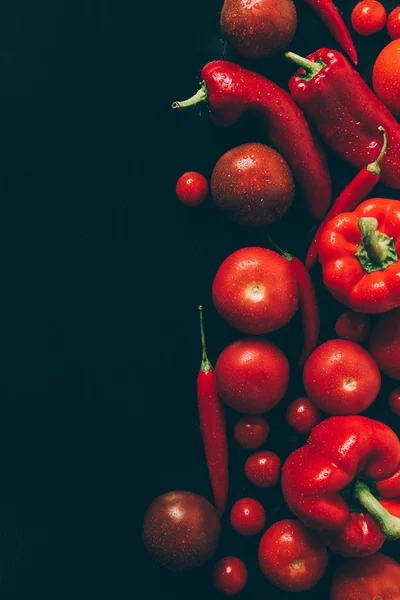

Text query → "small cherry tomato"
[351,0,387,35]
[245,451,281,488]
[335,310,371,343]
[387,6,400,39]
[175,171,208,206]
[389,387,400,416]
[258,519,328,592]
[286,397,321,435]
[213,556,248,596]
[330,553,400,600]
[373,40,400,115]
[369,307,400,380]
[234,415,270,449]
[230,498,266,536]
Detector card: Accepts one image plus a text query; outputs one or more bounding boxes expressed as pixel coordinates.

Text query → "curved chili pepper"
[304,0,357,65]
[306,127,387,270]
[286,49,400,190]
[197,306,228,517]
[172,60,332,221]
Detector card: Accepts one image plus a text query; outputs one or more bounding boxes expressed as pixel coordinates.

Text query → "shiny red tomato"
[335,310,370,343]
[175,171,208,206]
[388,6,400,39]
[286,397,321,435]
[234,416,270,449]
[351,0,386,35]
[303,340,381,415]
[258,519,328,592]
[230,498,266,536]
[373,40,400,115]
[330,553,400,600]
[213,556,248,595]
[389,387,400,416]
[245,450,281,488]
[369,307,400,380]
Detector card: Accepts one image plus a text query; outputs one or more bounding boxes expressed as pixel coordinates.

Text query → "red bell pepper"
[319,198,400,314]
[282,416,400,557]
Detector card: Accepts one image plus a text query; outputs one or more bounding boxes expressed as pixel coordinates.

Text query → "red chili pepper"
[197,306,228,517]
[286,49,400,190]
[304,0,357,64]
[306,126,388,270]
[268,238,320,367]
[172,60,332,221]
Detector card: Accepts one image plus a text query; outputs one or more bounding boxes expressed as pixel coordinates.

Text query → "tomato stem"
[199,306,213,373]
[353,480,400,540]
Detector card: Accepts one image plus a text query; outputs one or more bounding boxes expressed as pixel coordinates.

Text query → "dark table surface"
[0,0,398,598]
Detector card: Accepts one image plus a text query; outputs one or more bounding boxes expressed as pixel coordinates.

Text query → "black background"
[0,0,398,599]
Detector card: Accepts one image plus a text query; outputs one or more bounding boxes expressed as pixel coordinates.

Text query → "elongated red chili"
[306,126,388,270]
[197,306,228,517]
[304,0,357,65]
[172,60,332,221]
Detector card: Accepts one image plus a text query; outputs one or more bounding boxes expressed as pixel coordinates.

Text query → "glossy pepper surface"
[286,48,400,190]
[319,198,400,314]
[173,60,332,221]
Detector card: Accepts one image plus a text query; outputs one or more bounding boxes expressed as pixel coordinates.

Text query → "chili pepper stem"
[172,82,208,110]
[358,218,389,264]
[353,480,400,540]
[266,235,293,262]
[285,52,326,82]
[199,306,213,373]
[367,127,388,176]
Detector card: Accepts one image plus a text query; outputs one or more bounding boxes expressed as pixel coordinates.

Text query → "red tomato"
[230,498,266,536]
[212,247,299,334]
[388,7,400,40]
[373,40,400,115]
[216,338,289,414]
[258,519,328,592]
[330,553,400,600]
[234,416,270,449]
[351,0,386,35]
[175,171,208,206]
[389,387,400,416]
[369,307,400,380]
[285,397,321,435]
[303,340,381,415]
[213,556,248,596]
[245,450,281,488]
[335,310,371,343]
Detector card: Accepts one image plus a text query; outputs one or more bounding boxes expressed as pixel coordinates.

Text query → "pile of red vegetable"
[144,0,400,596]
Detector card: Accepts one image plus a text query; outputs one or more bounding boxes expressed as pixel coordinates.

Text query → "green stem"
[367,127,388,176]
[266,234,293,262]
[172,81,208,110]
[358,218,388,264]
[284,52,326,82]
[353,480,400,540]
[198,306,213,373]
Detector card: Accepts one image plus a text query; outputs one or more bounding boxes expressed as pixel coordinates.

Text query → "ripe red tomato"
[216,338,289,414]
[213,556,248,596]
[330,553,400,600]
[373,40,400,115]
[234,416,270,449]
[245,450,281,488]
[388,6,400,39]
[303,340,381,415]
[212,247,299,334]
[285,397,321,435]
[351,0,386,35]
[389,387,400,416]
[258,519,328,592]
[369,307,400,380]
[175,171,208,206]
[230,498,266,536]
[335,310,370,343]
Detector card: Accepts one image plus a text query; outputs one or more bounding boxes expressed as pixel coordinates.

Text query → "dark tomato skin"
[213,557,248,596]
[369,307,400,380]
[388,6,400,39]
[389,387,400,416]
[245,451,281,488]
[230,498,266,536]
[335,310,370,343]
[234,415,270,449]
[286,397,322,435]
[258,519,328,592]
[176,171,208,206]
[330,553,400,600]
[351,0,387,35]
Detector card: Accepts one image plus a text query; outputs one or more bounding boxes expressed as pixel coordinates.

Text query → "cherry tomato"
[388,387,400,416]
[330,553,400,600]
[245,450,281,488]
[213,556,248,596]
[216,338,289,414]
[303,340,381,415]
[230,498,266,536]
[212,247,299,335]
[258,519,328,592]
[234,416,270,449]
[285,397,321,435]
[369,307,400,380]
[335,310,371,343]
[175,171,208,206]
[387,6,400,39]
[351,0,386,35]
[373,39,400,115]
